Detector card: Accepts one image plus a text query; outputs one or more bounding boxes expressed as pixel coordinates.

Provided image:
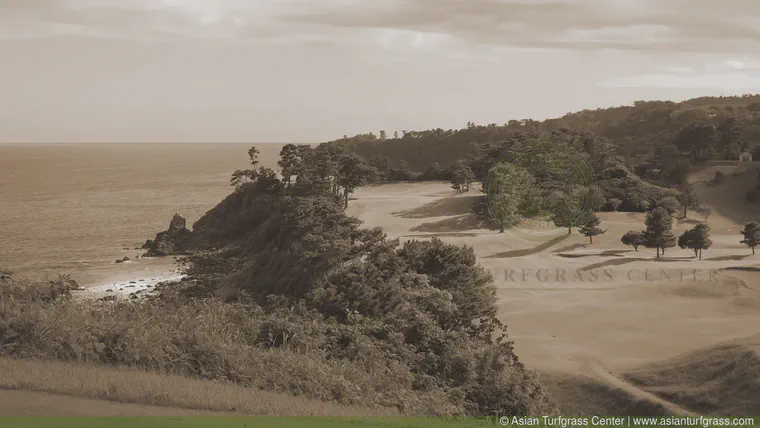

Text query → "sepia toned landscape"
[3,1,760,425]
[4,96,760,419]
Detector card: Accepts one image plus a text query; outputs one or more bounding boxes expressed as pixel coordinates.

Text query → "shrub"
[0,189,558,416]
[656,196,683,216]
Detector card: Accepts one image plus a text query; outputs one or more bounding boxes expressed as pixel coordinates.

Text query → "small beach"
[78,255,184,298]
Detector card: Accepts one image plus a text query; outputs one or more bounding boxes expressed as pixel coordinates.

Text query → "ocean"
[0,143,287,290]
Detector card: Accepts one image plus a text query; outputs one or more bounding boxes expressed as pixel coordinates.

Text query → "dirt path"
[0,389,232,416]
[581,361,698,417]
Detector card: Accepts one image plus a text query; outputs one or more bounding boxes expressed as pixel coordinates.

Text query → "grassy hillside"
[623,337,760,415]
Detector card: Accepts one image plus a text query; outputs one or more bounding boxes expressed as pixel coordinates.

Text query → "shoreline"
[82,272,186,299]
[73,255,186,299]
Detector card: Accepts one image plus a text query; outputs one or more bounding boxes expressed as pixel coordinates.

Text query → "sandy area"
[346,165,760,381]
[75,254,184,299]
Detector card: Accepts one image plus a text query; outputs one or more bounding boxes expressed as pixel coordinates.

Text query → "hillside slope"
[623,336,760,415]
[332,95,760,170]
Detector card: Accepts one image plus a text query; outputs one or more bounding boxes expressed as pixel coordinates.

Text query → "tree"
[678,223,712,259]
[393,131,399,139]
[230,168,258,189]
[394,161,414,181]
[676,184,699,218]
[379,130,387,140]
[549,192,585,235]
[451,164,475,194]
[248,146,260,167]
[621,231,646,252]
[674,123,715,159]
[649,144,691,185]
[367,156,394,181]
[486,163,538,233]
[337,153,377,208]
[656,196,682,216]
[608,198,622,212]
[278,144,303,188]
[644,207,677,258]
[740,221,760,255]
[230,146,265,189]
[579,213,606,244]
[310,144,344,195]
[421,162,444,181]
[696,206,713,221]
[716,117,744,160]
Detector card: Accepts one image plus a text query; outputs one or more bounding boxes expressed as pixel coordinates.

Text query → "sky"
[1,0,759,143]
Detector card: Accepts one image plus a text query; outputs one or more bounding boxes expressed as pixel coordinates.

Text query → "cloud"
[600,60,760,90]
[0,0,297,40]
[2,0,759,57]
[285,0,760,53]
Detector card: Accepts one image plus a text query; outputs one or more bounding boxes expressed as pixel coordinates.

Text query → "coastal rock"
[115,259,123,264]
[168,214,188,235]
[145,232,175,257]
[141,240,154,250]
[142,213,193,257]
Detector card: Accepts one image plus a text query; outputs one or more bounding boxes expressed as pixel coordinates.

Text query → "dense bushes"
[598,166,680,212]
[0,176,558,416]
[335,95,760,172]
[0,271,555,415]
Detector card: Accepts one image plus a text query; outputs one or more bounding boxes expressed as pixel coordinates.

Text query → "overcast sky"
[1,0,759,143]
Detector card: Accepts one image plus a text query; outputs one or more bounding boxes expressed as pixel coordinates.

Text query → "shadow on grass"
[485,234,570,259]
[403,233,478,239]
[392,196,480,219]
[706,255,751,262]
[556,250,634,259]
[409,214,485,233]
[552,243,588,253]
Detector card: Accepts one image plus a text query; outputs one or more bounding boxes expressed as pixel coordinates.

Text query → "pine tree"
[621,231,645,251]
[740,221,760,255]
[644,207,676,258]
[451,164,475,194]
[486,163,538,233]
[678,223,712,259]
[579,214,606,244]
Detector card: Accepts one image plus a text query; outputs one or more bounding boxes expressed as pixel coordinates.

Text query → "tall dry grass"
[0,357,395,416]
[0,278,456,415]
